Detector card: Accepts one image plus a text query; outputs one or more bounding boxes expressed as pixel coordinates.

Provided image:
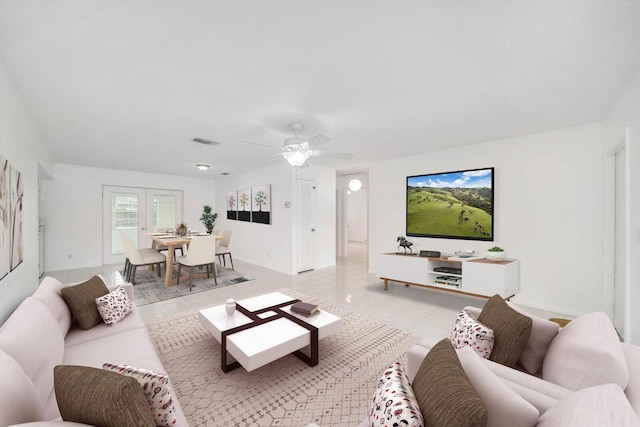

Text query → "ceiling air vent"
[192,138,221,146]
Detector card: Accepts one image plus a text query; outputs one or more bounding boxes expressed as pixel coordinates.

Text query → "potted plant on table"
[176,222,188,236]
[486,246,505,261]
[199,205,218,234]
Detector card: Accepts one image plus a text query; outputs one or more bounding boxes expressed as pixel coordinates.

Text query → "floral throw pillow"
[449,309,495,359]
[103,363,178,426]
[95,286,133,327]
[370,361,423,427]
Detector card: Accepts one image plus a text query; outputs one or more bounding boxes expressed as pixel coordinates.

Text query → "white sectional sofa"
[0,276,188,427]
[405,301,640,426]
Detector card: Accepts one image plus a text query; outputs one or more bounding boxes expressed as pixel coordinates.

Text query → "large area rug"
[145,289,421,426]
[129,267,253,306]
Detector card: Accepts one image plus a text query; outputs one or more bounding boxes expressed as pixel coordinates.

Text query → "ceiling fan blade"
[242,140,279,150]
[312,150,353,160]
[306,134,332,148]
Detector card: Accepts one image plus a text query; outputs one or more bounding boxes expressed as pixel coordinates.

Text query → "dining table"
[146,232,223,287]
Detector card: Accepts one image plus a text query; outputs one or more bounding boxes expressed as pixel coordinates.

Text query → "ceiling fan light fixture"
[348,178,362,191]
[283,151,309,167]
[196,164,210,171]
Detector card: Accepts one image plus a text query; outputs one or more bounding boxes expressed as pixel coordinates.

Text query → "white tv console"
[376,253,519,299]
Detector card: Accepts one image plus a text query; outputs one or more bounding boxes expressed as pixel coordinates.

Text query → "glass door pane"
[152,194,178,232]
[111,192,140,254]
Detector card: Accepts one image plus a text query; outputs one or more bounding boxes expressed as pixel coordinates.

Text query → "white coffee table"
[198,292,342,372]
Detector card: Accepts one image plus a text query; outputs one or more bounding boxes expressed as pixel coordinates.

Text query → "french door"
[102,186,183,265]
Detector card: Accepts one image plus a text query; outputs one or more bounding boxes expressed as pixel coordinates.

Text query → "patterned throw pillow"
[450,309,495,359]
[369,361,423,427]
[103,363,178,427]
[95,286,133,327]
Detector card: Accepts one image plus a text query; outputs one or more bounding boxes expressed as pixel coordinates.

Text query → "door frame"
[102,185,183,265]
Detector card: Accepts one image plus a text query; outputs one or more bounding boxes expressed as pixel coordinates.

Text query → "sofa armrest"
[463,306,482,319]
[10,422,94,426]
[622,342,640,419]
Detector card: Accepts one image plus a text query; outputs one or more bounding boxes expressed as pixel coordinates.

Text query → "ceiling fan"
[244,123,352,167]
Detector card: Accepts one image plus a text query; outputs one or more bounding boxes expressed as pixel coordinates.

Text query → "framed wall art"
[251,184,271,224]
[237,188,251,222]
[226,191,237,220]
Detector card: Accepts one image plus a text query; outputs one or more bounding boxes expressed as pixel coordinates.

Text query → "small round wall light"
[348,178,362,192]
[196,164,210,171]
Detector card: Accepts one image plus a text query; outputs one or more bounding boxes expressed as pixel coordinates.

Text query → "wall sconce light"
[196,164,209,171]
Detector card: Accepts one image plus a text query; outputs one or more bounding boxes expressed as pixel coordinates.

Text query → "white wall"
[369,123,606,316]
[215,163,336,275]
[0,60,49,323]
[603,66,640,344]
[39,163,216,271]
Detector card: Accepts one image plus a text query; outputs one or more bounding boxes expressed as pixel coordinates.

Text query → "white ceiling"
[1,1,639,179]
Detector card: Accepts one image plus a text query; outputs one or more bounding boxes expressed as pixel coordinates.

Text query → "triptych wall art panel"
[0,154,23,282]
[226,184,271,225]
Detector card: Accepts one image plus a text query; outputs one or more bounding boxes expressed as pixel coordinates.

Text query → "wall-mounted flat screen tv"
[406,167,494,241]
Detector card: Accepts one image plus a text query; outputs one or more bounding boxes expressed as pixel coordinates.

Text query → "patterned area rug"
[129,267,253,306]
[145,289,421,426]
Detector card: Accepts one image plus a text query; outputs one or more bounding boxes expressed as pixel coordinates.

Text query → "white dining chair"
[216,229,234,270]
[176,235,218,291]
[211,227,221,237]
[154,227,184,257]
[121,233,167,285]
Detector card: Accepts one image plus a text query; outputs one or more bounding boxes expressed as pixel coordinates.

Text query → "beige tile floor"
[44,242,567,339]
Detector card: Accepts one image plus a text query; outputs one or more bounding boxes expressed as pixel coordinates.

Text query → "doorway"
[102,186,183,265]
[336,172,369,262]
[614,145,628,339]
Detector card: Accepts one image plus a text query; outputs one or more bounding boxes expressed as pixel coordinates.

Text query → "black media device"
[433,266,462,275]
[419,250,441,258]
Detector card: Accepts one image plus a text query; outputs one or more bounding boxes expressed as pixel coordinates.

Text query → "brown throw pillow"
[60,276,110,330]
[478,294,533,368]
[54,365,155,427]
[412,338,487,427]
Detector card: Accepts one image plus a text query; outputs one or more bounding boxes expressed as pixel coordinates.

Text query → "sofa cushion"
[103,363,179,427]
[64,304,147,348]
[32,276,73,336]
[0,298,65,411]
[60,276,110,330]
[369,361,423,427]
[506,302,559,375]
[542,311,628,391]
[456,346,539,427]
[54,365,156,427]
[537,384,640,427]
[64,327,167,374]
[478,295,532,368]
[412,338,487,427]
[96,286,133,327]
[0,350,44,425]
[450,309,495,359]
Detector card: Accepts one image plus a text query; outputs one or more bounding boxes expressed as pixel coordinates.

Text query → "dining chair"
[216,229,234,270]
[211,227,221,237]
[154,227,184,257]
[176,235,218,291]
[121,233,167,285]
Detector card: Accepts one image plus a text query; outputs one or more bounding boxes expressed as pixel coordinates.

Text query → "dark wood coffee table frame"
[220,299,320,373]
